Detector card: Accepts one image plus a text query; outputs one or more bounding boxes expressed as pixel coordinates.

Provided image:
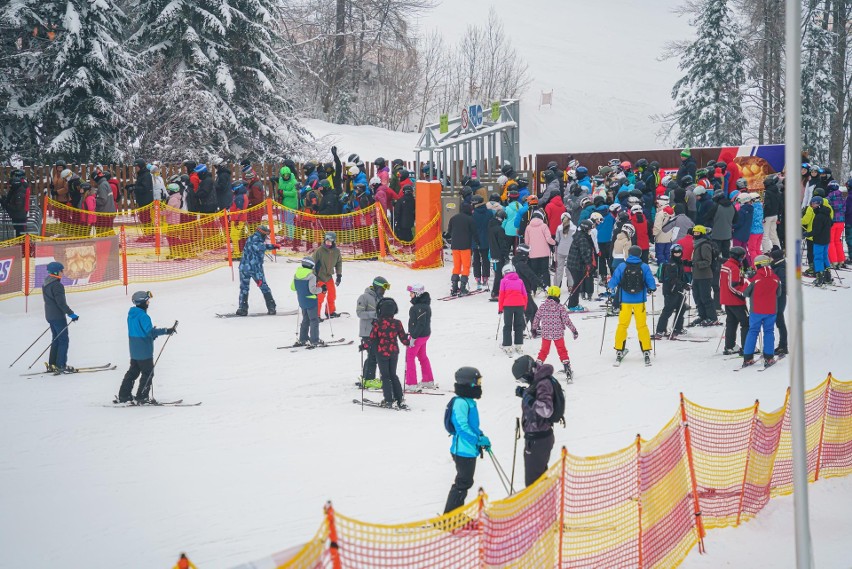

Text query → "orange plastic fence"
[233,376,852,569]
[0,199,442,303]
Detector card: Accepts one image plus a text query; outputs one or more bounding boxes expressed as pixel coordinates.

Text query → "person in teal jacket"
[291,257,323,347]
[117,291,175,404]
[444,366,490,513]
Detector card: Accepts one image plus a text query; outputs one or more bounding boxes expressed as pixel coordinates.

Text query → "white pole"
[784,0,813,566]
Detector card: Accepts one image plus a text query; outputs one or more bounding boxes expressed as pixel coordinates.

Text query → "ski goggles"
[373,280,391,290]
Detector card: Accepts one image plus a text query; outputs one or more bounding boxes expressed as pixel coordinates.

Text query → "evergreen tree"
[34,0,136,162]
[130,0,304,160]
[800,8,836,165]
[670,0,747,147]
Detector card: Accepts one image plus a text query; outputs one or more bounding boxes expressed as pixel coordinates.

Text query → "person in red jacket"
[629,204,651,263]
[742,255,782,368]
[498,264,528,355]
[720,246,749,355]
[369,297,411,409]
[544,194,566,237]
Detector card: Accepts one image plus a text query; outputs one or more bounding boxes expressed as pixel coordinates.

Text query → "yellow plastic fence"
[234,375,852,569]
[0,199,442,302]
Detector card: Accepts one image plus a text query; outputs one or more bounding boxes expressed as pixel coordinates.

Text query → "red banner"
[0,244,23,298]
[33,236,120,289]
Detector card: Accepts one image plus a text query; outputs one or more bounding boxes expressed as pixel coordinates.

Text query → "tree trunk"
[827,0,848,172]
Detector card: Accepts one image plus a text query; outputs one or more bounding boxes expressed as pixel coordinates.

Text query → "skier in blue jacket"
[607,246,657,366]
[444,366,490,514]
[236,224,280,316]
[116,291,175,404]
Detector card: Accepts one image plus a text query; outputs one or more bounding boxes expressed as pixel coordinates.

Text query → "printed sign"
[460,108,469,129]
[491,102,500,121]
[469,104,483,127]
[0,245,22,297]
[33,236,120,289]
[439,114,449,134]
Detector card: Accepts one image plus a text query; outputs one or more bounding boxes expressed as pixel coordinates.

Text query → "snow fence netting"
[0,198,443,300]
[245,376,852,569]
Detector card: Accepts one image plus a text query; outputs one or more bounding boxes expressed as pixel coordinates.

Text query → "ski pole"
[487,449,512,496]
[360,347,365,412]
[509,418,520,495]
[10,325,51,368]
[669,291,688,341]
[142,320,178,402]
[28,321,74,369]
[599,298,610,355]
[495,312,502,341]
[650,293,656,356]
[325,298,335,338]
[716,328,725,353]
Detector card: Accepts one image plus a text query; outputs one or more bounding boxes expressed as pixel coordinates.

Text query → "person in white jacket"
[150,163,166,202]
[553,213,575,291]
[652,196,675,266]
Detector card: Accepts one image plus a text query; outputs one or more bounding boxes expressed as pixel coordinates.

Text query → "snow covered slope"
[304,118,419,163]
[0,258,849,568]
[417,0,688,154]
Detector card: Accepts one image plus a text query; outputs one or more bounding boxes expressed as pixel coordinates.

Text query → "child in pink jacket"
[80,183,97,231]
[532,285,579,380]
[498,265,528,355]
[524,210,556,289]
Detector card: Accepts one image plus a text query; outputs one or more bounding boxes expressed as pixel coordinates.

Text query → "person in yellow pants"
[607,245,657,366]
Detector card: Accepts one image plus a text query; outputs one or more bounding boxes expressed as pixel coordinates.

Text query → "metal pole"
[784,0,812,564]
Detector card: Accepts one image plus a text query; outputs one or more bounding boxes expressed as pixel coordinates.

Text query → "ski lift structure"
[414,99,520,189]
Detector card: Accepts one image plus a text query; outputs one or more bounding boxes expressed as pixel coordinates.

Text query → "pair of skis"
[278,338,354,351]
[613,349,652,367]
[735,354,786,372]
[20,363,117,377]
[354,381,445,396]
[438,289,489,301]
[108,398,201,407]
[216,310,299,318]
[352,398,412,411]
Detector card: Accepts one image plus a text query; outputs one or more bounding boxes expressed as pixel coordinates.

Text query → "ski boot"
[361,378,382,389]
[501,345,514,356]
[379,400,395,409]
[459,275,470,296]
[672,328,687,337]
[741,355,757,368]
[687,317,704,328]
[562,360,573,383]
[762,355,779,368]
[775,346,789,356]
[650,332,667,341]
[263,291,277,315]
[643,351,652,366]
[292,340,308,347]
[614,349,628,366]
[420,381,439,390]
[701,318,721,327]
[404,383,420,393]
[450,275,460,296]
[568,305,586,313]
[55,365,78,374]
[803,267,815,277]
[823,270,834,285]
[396,399,409,410]
[514,345,524,355]
[723,346,742,356]
[236,297,249,316]
[308,339,326,349]
[813,272,824,287]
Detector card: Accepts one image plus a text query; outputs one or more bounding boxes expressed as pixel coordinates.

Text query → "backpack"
[545,377,566,427]
[621,262,645,294]
[444,396,469,435]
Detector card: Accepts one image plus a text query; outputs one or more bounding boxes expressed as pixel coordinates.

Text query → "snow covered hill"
[416,0,689,154]
[0,259,849,568]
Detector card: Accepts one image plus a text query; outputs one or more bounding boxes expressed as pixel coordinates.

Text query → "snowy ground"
[303,119,418,165]
[1,259,849,568]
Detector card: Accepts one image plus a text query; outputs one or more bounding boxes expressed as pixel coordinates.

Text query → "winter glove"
[69,313,79,322]
[272,244,281,250]
[359,340,370,352]
[802,231,812,238]
[331,145,338,156]
[515,385,526,398]
[167,326,177,336]
[498,310,503,315]
[477,435,492,451]
[321,285,328,293]
[573,330,579,340]
[335,274,342,286]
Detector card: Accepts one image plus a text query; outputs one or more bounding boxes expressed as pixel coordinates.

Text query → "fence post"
[636,434,644,569]
[376,207,387,260]
[736,399,760,526]
[679,393,706,551]
[477,489,486,568]
[24,233,31,312]
[153,200,161,257]
[558,446,567,568]
[120,225,128,293]
[814,376,832,482]
[324,501,342,569]
[265,198,277,256]
[41,194,48,237]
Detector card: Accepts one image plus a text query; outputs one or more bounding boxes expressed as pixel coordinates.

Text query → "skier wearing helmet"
[312,231,343,318]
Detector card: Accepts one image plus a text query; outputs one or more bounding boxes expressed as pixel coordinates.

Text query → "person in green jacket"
[278,166,299,245]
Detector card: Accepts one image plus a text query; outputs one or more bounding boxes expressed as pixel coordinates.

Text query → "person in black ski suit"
[236,225,279,316]
[653,244,690,337]
[769,248,787,354]
[131,158,154,208]
[488,209,512,301]
[318,180,339,215]
[42,262,79,373]
[195,164,218,214]
[215,162,233,211]
[512,244,546,324]
[394,185,416,241]
[1,169,29,236]
[565,220,596,310]
[512,355,556,487]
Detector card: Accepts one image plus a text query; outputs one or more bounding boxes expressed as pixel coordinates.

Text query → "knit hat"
[256,224,270,234]
[770,248,784,261]
[680,147,691,157]
[46,261,64,275]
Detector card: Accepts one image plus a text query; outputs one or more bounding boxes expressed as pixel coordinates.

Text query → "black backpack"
[545,377,566,427]
[621,262,645,294]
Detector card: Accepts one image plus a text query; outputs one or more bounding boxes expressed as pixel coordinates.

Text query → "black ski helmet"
[671,244,684,256]
[132,290,152,307]
[579,219,594,232]
[454,366,482,386]
[378,297,398,318]
[511,355,537,380]
[730,246,747,261]
[374,157,386,168]
[303,161,317,175]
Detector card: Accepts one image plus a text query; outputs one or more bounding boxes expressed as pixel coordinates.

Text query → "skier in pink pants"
[405,284,436,389]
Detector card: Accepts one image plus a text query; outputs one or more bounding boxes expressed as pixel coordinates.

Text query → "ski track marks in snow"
[0,260,849,568]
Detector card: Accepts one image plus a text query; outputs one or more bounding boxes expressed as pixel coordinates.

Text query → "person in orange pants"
[173,553,197,569]
[447,203,477,295]
[312,231,343,318]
